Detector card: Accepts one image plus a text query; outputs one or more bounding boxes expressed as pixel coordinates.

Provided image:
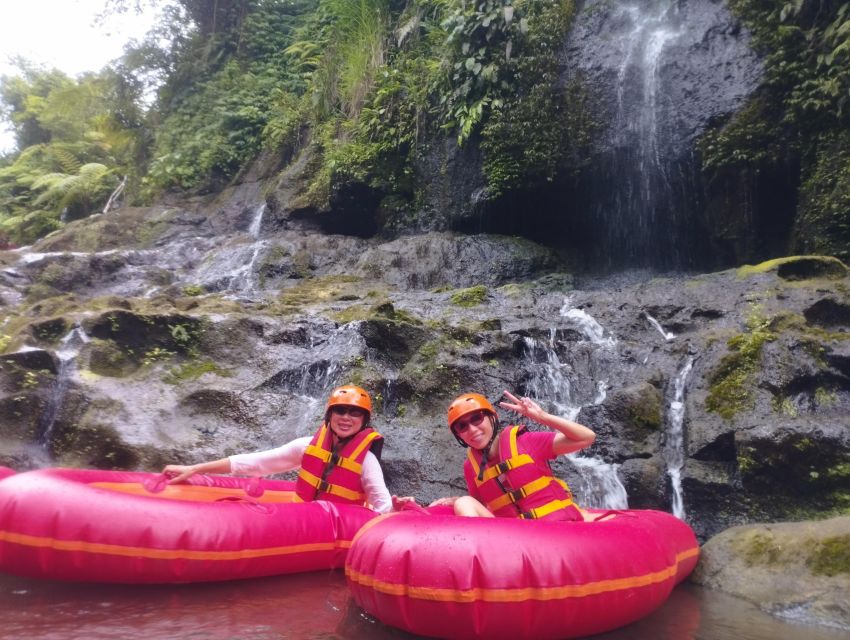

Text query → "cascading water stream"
[612,1,681,260]
[644,311,675,341]
[247,202,266,240]
[519,302,627,509]
[559,298,617,348]
[192,203,268,295]
[568,0,762,268]
[229,203,267,294]
[664,355,694,519]
[36,326,89,447]
[280,322,367,432]
[570,0,697,267]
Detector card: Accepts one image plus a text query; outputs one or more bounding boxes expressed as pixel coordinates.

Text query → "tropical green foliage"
[0,0,583,241]
[141,0,313,194]
[294,0,583,206]
[794,130,850,260]
[0,64,140,243]
[478,1,588,196]
[700,0,850,258]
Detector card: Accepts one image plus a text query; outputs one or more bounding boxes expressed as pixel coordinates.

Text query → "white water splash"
[568,455,629,510]
[559,298,617,348]
[521,334,576,418]
[17,250,102,265]
[593,380,608,405]
[226,203,267,293]
[664,355,694,519]
[644,311,675,341]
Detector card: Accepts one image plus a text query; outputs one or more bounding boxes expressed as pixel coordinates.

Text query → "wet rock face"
[409,136,489,233]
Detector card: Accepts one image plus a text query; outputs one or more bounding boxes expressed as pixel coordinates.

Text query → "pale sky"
[0,0,159,152]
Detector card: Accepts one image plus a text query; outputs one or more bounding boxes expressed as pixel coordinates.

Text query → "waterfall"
[664,355,694,519]
[606,0,682,265]
[565,0,764,268]
[37,327,89,447]
[518,302,628,509]
[567,455,629,510]
[521,333,577,419]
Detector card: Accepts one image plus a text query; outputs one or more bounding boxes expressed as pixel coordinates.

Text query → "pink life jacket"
[465,425,582,521]
[294,424,383,506]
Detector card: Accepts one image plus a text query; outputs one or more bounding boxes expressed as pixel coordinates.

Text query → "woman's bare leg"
[454,496,495,517]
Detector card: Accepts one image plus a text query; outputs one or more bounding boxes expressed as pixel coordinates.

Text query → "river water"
[1,571,846,640]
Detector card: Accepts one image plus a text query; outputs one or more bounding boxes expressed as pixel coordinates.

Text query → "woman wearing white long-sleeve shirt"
[162,385,392,513]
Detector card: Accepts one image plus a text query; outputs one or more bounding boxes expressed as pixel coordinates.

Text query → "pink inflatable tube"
[0,467,377,583]
[346,507,699,640]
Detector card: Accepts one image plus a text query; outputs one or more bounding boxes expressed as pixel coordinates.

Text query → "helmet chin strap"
[476,415,501,481]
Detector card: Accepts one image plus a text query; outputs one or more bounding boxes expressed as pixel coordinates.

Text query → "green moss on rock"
[628,385,663,431]
[806,535,850,577]
[733,530,785,567]
[86,339,139,377]
[705,312,775,420]
[163,360,233,384]
[450,285,488,307]
[737,255,848,281]
[278,275,362,312]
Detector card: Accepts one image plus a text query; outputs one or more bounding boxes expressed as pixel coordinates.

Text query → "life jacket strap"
[475,453,535,484]
[298,469,366,503]
[304,444,363,474]
[486,475,552,512]
[349,431,381,460]
[518,497,576,520]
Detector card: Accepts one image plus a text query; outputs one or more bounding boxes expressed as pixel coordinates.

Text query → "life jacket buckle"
[519,510,536,520]
[496,461,511,475]
[329,452,340,466]
[317,479,331,494]
[507,487,526,503]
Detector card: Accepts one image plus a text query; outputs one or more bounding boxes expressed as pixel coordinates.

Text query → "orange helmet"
[326,384,372,415]
[447,393,495,430]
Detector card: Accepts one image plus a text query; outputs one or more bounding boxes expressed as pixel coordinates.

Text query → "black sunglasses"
[452,410,487,434]
[331,406,367,418]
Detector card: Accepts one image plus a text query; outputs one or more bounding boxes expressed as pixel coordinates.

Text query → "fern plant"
[31,163,116,219]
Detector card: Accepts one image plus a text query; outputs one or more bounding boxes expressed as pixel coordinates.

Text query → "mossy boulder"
[177,389,259,434]
[355,303,429,367]
[576,383,664,461]
[734,430,850,503]
[804,298,850,329]
[737,256,848,281]
[705,320,775,420]
[692,517,850,630]
[619,382,664,433]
